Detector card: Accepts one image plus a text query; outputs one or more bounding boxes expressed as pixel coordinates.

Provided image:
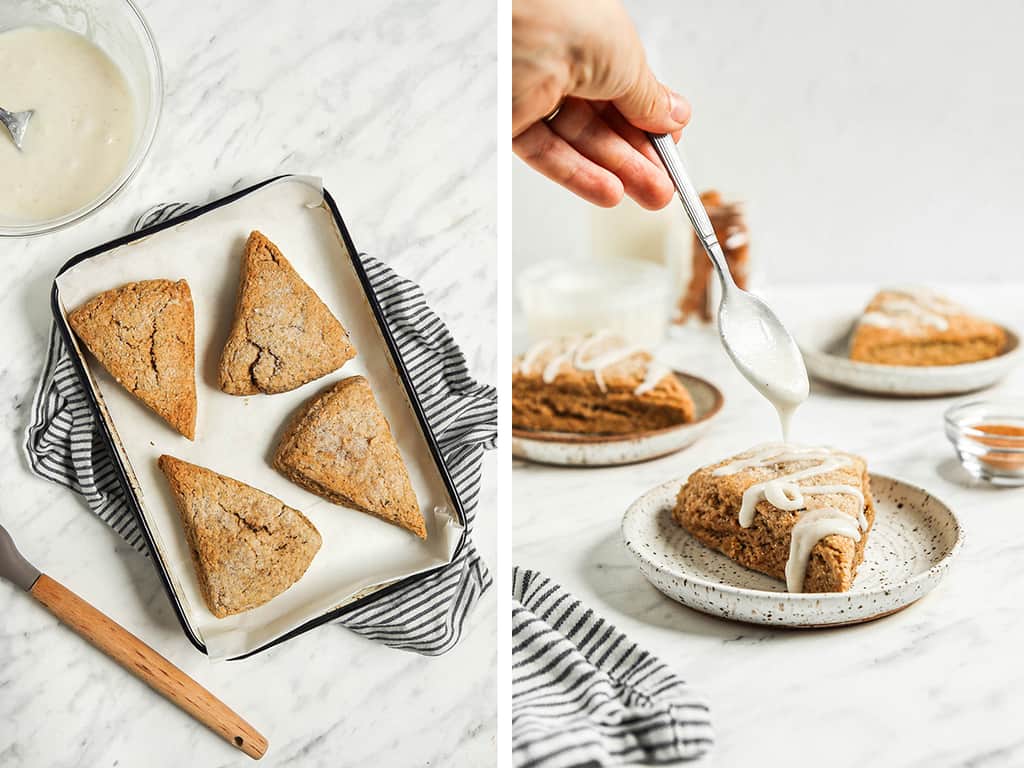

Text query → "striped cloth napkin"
[512,568,714,768]
[24,202,496,657]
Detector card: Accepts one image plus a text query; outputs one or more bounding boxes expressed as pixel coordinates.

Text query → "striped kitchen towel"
[24,202,495,657]
[512,568,713,768]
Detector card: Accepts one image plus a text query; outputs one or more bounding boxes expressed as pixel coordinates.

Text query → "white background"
[512,0,1024,285]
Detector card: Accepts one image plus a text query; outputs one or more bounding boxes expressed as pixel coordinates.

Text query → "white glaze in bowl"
[0,0,162,236]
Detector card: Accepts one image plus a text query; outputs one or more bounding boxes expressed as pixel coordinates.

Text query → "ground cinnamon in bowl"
[944,400,1024,485]
[971,423,1024,472]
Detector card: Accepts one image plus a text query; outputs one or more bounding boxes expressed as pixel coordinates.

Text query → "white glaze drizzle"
[519,331,669,395]
[860,300,948,331]
[859,310,940,332]
[634,361,672,395]
[889,287,962,315]
[713,443,868,592]
[572,330,642,392]
[798,485,867,529]
[517,339,555,375]
[712,444,833,478]
[858,288,963,333]
[785,509,862,592]
[542,349,574,384]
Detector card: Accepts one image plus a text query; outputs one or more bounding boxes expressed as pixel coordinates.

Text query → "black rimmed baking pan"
[51,175,468,659]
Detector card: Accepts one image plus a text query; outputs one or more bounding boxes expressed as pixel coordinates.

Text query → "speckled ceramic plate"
[621,473,962,627]
[798,314,1021,396]
[511,372,723,466]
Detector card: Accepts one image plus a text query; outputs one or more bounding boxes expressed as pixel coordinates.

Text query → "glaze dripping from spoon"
[648,133,809,439]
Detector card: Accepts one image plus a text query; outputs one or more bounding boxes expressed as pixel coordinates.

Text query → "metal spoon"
[0,523,268,759]
[647,133,809,438]
[0,106,34,150]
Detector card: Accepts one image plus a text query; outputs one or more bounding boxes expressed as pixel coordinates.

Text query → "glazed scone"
[512,331,695,434]
[219,230,356,395]
[68,279,197,439]
[274,375,426,539]
[674,444,875,593]
[158,455,321,618]
[849,288,1006,366]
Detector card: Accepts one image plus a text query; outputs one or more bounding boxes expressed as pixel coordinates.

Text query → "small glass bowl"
[0,0,163,237]
[944,398,1024,486]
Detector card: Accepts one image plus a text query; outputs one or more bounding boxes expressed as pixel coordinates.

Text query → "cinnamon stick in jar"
[678,190,750,323]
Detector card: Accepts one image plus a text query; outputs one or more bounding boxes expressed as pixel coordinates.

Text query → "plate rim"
[511,370,724,445]
[621,471,965,603]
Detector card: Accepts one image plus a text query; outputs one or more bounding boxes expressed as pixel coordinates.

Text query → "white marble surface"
[0,1,495,766]
[513,284,1024,768]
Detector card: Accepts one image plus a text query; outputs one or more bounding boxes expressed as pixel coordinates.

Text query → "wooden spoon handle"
[30,574,267,760]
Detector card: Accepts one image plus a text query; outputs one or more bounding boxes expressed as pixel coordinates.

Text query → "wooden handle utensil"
[0,524,267,759]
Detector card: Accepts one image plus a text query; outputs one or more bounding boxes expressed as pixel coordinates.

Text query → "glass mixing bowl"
[0,0,162,236]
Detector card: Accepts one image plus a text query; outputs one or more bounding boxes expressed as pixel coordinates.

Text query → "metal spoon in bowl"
[647,132,809,439]
[0,106,33,150]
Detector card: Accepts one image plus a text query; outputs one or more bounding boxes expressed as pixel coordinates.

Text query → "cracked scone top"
[67,279,197,439]
[219,230,356,395]
[274,375,426,539]
[158,455,321,618]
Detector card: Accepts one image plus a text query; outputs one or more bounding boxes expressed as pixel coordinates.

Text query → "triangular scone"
[274,376,426,539]
[512,332,695,434]
[68,279,197,439]
[158,455,321,618]
[218,230,356,395]
[674,444,875,593]
[849,288,1006,366]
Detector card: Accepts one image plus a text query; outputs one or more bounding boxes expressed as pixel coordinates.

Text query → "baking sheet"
[55,177,463,659]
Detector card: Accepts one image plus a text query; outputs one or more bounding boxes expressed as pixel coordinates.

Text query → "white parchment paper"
[55,177,463,658]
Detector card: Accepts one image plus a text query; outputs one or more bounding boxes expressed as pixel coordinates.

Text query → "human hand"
[512,0,690,209]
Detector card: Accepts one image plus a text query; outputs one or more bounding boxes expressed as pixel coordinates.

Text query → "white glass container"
[516,257,672,347]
